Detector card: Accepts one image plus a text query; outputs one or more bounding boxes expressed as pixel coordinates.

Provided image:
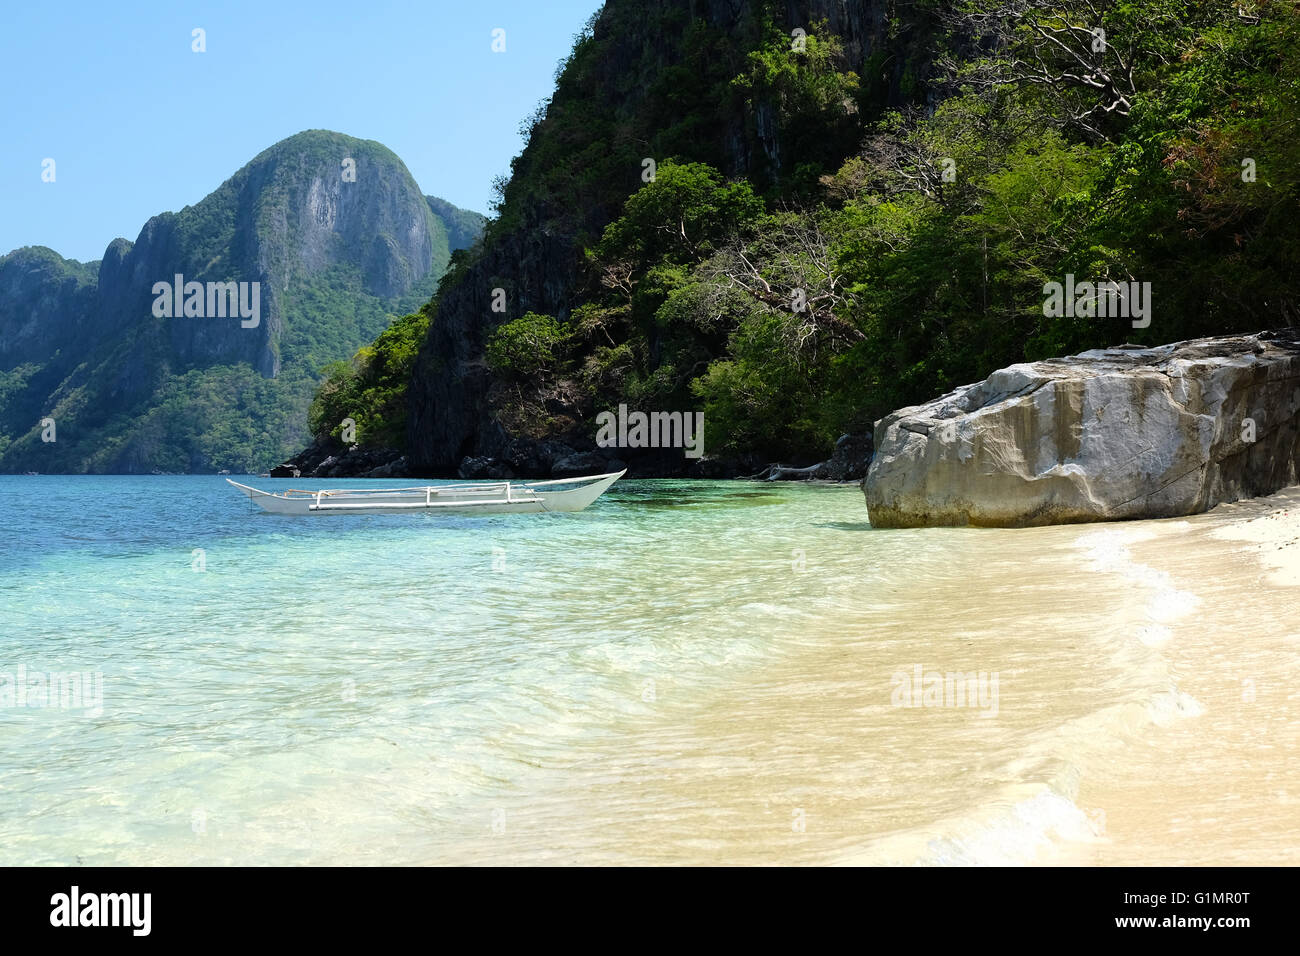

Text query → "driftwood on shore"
[750,462,830,481]
[748,433,875,481]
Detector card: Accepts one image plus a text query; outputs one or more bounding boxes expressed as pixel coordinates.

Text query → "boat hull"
[226,471,624,516]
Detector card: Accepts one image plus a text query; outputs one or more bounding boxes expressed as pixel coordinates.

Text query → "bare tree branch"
[940,0,1143,142]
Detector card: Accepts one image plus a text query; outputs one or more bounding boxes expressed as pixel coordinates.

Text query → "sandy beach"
[1043,486,1300,865]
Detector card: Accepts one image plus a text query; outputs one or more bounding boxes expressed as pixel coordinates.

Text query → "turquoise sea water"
[0,475,1180,864]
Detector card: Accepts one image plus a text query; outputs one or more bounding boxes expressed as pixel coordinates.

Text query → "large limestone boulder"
[863,330,1300,527]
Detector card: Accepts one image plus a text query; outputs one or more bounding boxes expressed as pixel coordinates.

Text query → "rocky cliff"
[407,0,923,473]
[0,130,483,473]
[862,330,1300,528]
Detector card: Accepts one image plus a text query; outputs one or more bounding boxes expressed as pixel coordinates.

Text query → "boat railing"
[281,471,619,499]
[284,482,514,498]
[309,495,539,511]
[305,483,544,511]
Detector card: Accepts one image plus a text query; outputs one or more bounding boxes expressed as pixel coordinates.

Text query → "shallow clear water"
[1,475,1293,865]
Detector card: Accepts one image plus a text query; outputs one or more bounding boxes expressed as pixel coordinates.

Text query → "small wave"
[833,520,1215,867]
[837,681,1207,866]
[835,772,1100,867]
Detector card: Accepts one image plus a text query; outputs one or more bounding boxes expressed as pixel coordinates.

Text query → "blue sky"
[0,0,602,262]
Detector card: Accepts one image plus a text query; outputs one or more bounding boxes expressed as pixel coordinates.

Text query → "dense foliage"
[309,307,431,449]
[343,0,1300,464]
[0,262,444,474]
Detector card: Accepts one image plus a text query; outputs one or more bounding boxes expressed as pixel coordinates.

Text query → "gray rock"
[458,456,514,480]
[551,452,621,478]
[365,456,409,479]
[863,330,1300,527]
[501,439,573,477]
[310,455,339,478]
[689,457,733,479]
[825,433,874,481]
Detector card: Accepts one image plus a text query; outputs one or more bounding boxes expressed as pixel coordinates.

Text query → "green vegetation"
[485,312,572,380]
[0,260,444,473]
[323,2,1299,466]
[0,130,483,473]
[309,307,431,449]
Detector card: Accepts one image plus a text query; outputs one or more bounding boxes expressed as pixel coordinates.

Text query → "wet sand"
[1046,487,1300,865]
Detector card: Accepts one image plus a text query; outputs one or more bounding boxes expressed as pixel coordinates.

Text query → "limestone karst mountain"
[0,130,483,473]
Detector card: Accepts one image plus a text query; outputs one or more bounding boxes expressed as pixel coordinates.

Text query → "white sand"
[1212,496,1300,588]
[1045,486,1300,865]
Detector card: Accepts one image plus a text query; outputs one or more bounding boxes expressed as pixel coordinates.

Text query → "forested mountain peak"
[0,130,483,473]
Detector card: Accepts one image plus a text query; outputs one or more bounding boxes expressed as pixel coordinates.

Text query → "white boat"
[226,471,625,516]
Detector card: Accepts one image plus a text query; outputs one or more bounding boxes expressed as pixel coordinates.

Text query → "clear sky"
[0,0,602,262]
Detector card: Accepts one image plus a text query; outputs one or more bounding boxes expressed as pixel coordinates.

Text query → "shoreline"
[3,477,1297,865]
[1040,487,1300,865]
[822,486,1300,867]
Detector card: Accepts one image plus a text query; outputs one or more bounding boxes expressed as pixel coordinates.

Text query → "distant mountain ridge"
[0,130,483,473]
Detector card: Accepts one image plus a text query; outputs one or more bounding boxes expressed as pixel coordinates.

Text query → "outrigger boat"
[226,470,625,516]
